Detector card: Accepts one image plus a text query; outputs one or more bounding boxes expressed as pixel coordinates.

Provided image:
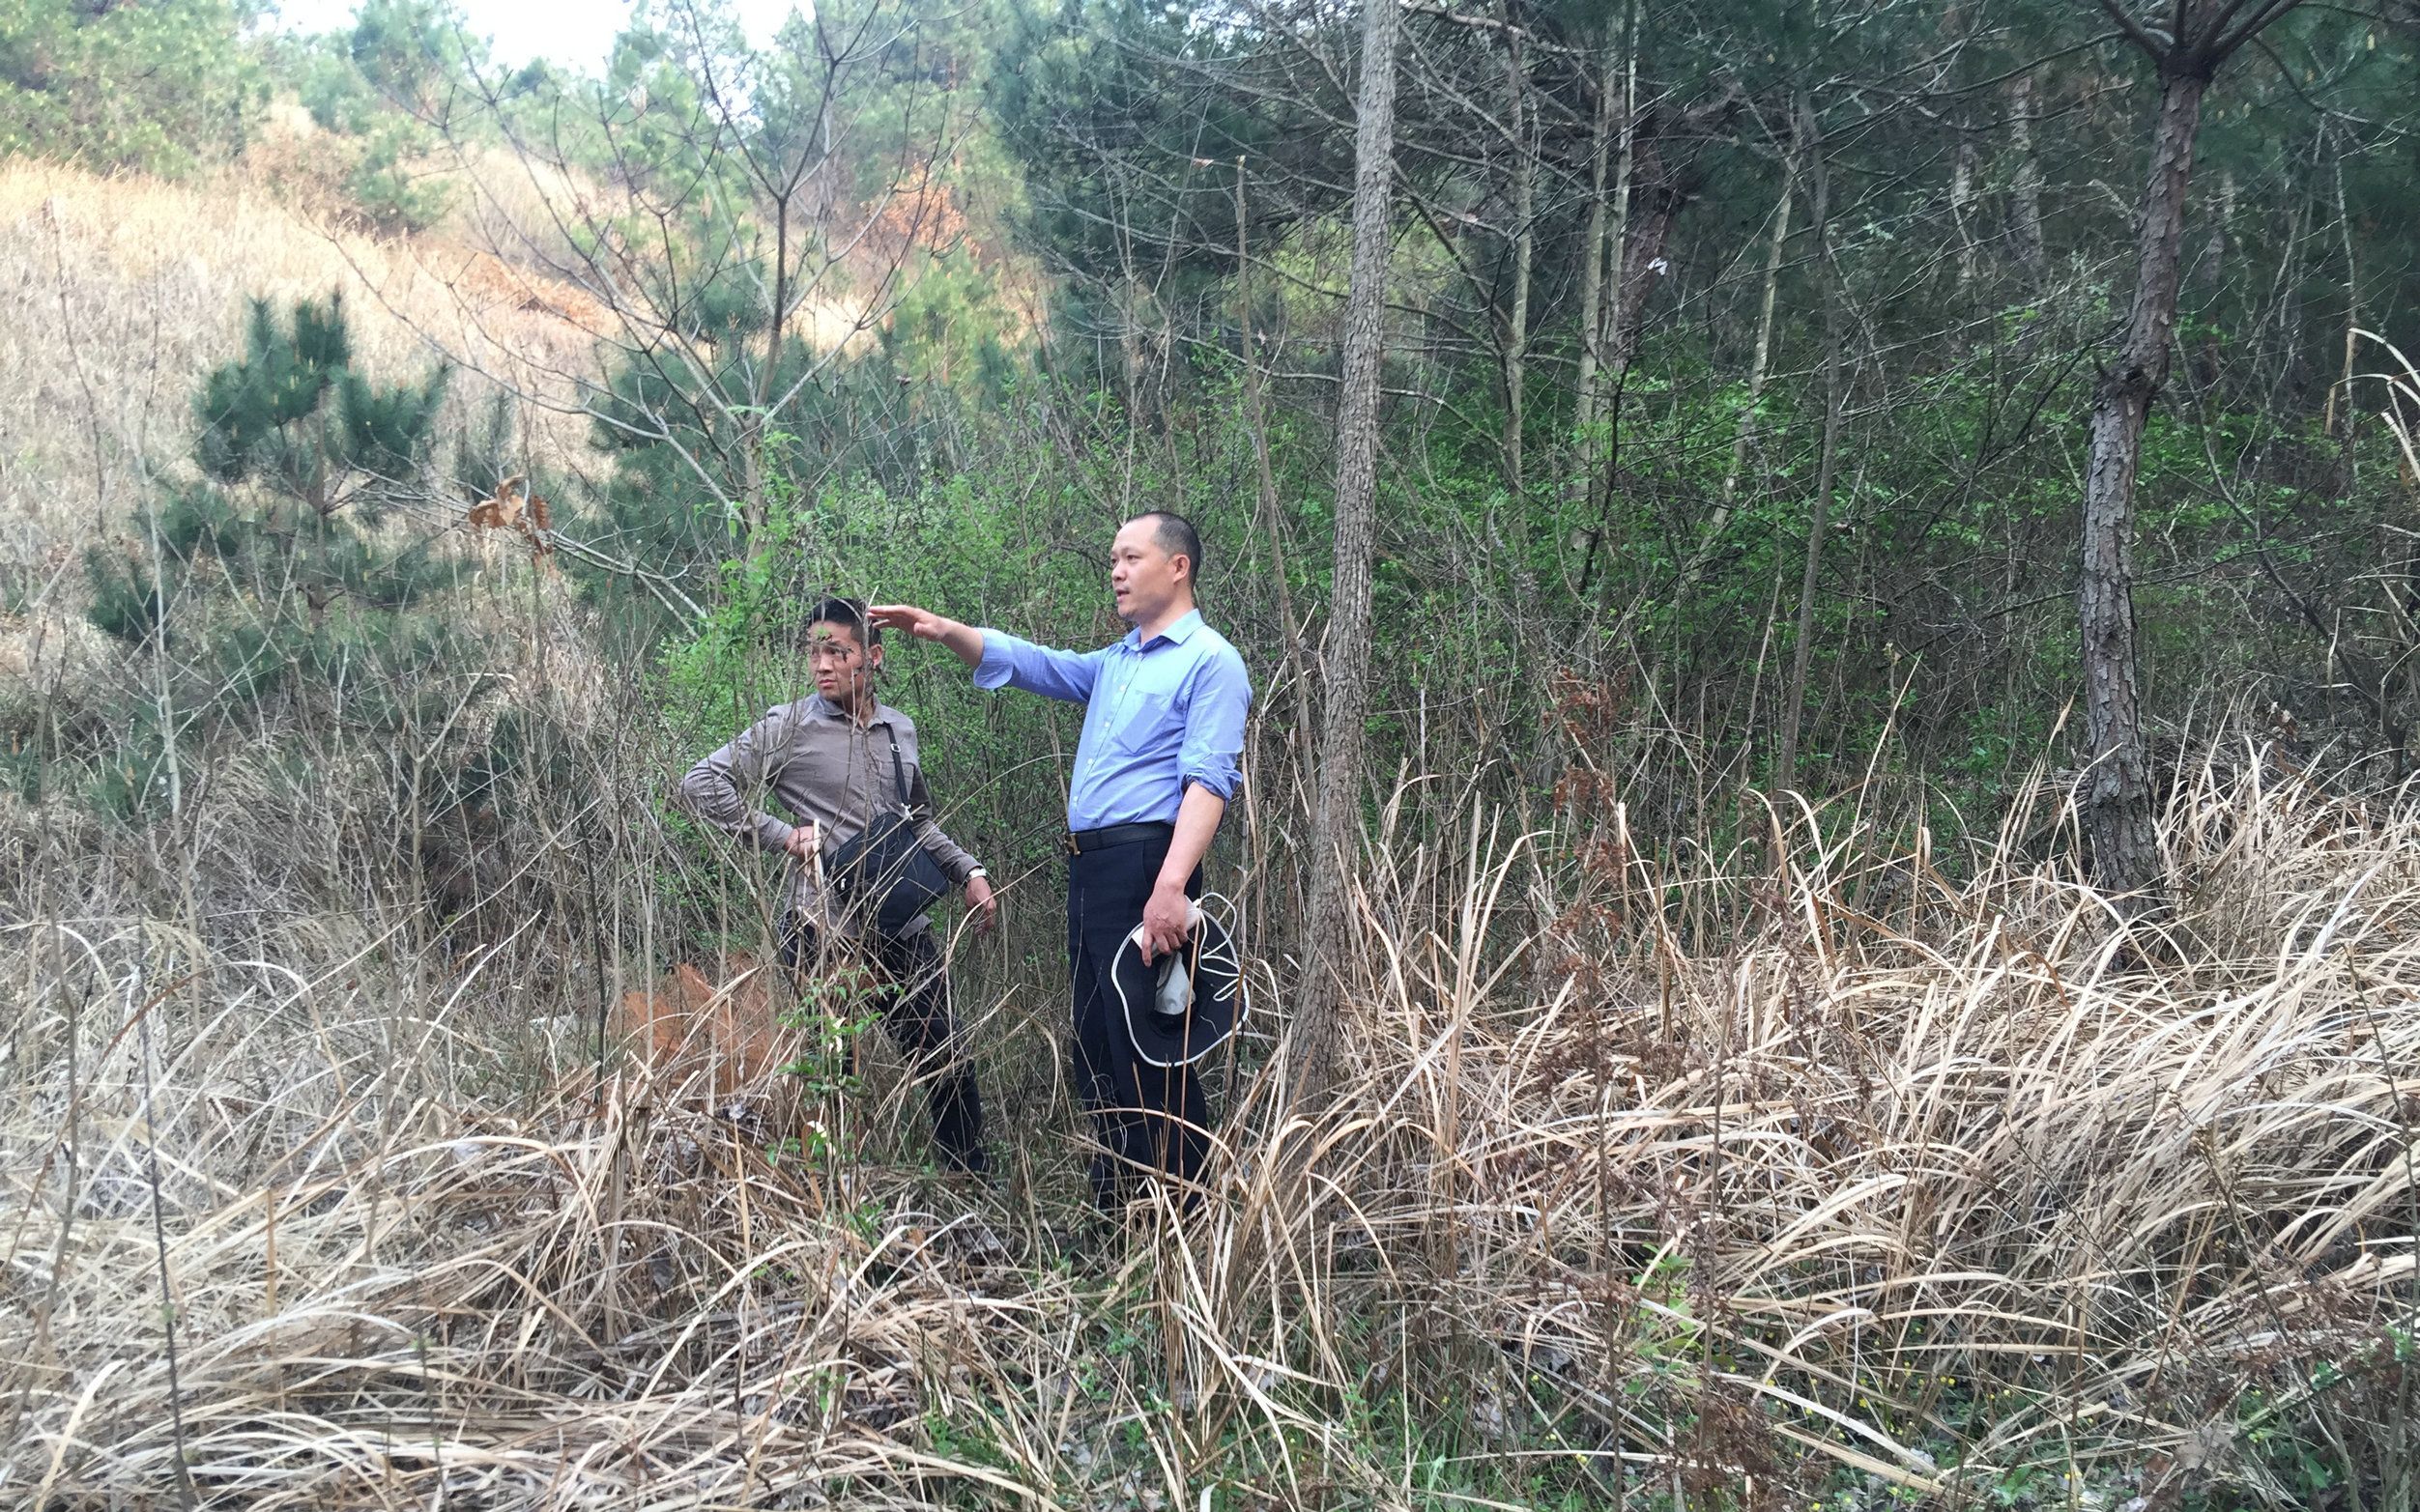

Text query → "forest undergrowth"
[4,737,2416,1510]
[11,0,2420,1504]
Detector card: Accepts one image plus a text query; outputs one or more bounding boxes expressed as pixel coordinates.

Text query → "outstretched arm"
[869,604,985,668]
[870,603,1103,703]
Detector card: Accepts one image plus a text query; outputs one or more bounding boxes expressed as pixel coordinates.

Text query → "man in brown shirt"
[678,598,997,1173]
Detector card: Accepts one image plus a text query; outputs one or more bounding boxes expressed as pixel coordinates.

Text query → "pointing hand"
[869,604,945,641]
[868,605,983,669]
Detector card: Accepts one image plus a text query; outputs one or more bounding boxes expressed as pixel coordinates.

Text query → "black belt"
[1065,821,1174,856]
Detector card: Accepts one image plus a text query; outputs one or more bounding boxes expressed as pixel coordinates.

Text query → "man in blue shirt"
[873,512,1252,1207]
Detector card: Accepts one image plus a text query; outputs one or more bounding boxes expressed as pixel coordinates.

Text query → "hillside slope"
[0,152,611,690]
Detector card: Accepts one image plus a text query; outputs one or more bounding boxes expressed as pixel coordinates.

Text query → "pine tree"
[193,291,447,522]
[88,293,461,715]
[72,294,527,846]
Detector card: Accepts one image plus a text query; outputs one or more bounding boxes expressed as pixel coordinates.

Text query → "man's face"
[1109,518,1187,625]
[808,619,879,704]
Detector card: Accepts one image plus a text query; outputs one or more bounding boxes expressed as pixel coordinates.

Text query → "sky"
[266,0,804,74]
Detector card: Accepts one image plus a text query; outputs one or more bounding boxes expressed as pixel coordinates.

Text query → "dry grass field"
[0,150,609,712]
[3,749,2416,1509]
[0,152,605,518]
[1,148,2416,1511]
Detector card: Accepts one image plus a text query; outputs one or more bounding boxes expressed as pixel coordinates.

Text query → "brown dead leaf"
[465,474,554,560]
[615,952,799,1105]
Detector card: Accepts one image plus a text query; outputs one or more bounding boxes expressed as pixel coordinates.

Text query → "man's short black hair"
[1131,510,1205,583]
[808,596,878,645]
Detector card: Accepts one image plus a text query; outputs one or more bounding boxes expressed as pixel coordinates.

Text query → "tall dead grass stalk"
[4,752,2416,1507]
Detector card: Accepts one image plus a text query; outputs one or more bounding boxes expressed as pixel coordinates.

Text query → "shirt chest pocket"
[787,728,894,815]
[784,728,847,794]
[1107,691,1177,757]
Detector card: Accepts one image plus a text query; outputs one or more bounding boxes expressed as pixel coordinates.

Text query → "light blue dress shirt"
[973,609,1253,831]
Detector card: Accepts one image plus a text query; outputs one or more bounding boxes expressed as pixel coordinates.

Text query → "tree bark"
[1570,43,1616,503]
[2007,73,2046,286]
[2192,166,2233,385]
[2075,0,2307,904]
[1950,133,1979,287]
[1574,14,1638,601]
[1294,0,1400,1099]
[1605,179,1677,385]
[2325,135,2358,459]
[2079,65,2207,904]
[1776,99,1838,793]
[1498,4,1533,494]
[1600,18,1637,389]
[2197,165,2234,295]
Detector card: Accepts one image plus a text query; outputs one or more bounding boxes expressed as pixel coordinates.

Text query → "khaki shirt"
[678,694,979,935]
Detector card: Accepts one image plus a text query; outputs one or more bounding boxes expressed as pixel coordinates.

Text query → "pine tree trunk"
[1294,0,1400,1101]
[1570,44,1615,498]
[2080,67,2208,905]
[1776,100,1837,794]
[2007,73,2046,285]
[1950,134,1979,287]
[1499,9,1533,494]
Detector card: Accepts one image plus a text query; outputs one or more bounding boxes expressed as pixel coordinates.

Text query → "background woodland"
[3,0,2419,1507]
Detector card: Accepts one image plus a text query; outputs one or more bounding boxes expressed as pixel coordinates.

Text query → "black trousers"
[778,919,986,1173]
[1068,833,1208,1207]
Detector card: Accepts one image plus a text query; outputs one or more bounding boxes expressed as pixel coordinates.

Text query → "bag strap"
[879,722,913,812]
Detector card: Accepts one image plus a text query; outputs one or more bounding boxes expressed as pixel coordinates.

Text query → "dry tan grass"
[0,150,626,733]
[0,153,603,560]
[3,753,2414,1508]
[0,148,2412,1512]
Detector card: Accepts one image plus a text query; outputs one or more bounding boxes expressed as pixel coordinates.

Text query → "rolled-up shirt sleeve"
[1178,646,1253,803]
[677,707,798,853]
[972,628,1105,703]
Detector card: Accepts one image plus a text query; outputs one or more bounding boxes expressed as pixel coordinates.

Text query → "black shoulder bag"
[828,726,954,939]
